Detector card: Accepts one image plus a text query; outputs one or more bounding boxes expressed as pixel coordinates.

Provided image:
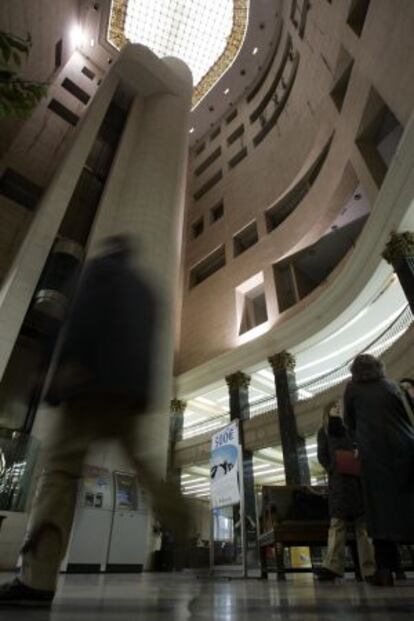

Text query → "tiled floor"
[0,572,413,620]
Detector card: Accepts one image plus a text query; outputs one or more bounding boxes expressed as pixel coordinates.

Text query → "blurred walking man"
[0,236,188,606]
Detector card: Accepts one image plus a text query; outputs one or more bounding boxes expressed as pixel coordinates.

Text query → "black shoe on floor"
[0,578,54,607]
[315,567,342,582]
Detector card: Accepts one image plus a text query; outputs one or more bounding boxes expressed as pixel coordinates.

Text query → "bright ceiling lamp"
[108,0,249,107]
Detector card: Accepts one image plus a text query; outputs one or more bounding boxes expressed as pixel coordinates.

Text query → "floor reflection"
[0,572,413,620]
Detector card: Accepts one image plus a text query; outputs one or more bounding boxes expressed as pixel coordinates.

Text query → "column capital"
[268,351,296,373]
[170,399,187,415]
[382,231,414,265]
[225,371,251,391]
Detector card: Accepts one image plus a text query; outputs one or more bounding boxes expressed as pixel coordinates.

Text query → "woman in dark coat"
[316,400,375,581]
[344,354,414,586]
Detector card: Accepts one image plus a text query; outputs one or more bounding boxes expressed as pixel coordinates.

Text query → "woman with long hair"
[344,354,414,586]
[316,399,375,581]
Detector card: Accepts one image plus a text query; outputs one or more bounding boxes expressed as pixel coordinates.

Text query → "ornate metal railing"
[296,304,412,400]
[183,413,230,440]
[182,304,413,440]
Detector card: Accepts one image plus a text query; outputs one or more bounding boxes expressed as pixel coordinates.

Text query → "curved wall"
[177,0,414,374]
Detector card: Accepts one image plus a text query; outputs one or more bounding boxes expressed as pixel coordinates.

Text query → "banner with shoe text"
[210,421,241,508]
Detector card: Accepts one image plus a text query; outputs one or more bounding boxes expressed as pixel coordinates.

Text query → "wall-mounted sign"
[210,421,240,508]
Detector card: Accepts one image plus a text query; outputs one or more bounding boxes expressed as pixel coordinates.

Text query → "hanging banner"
[210,421,240,508]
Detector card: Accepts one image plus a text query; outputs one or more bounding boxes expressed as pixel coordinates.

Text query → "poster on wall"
[210,421,240,508]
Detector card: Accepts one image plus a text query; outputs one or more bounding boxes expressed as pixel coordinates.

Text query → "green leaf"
[1,43,11,63]
[12,51,21,66]
[0,41,9,63]
[9,38,29,54]
[0,33,47,119]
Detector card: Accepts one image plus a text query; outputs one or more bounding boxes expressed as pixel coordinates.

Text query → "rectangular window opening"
[210,126,221,141]
[274,262,298,313]
[226,109,238,125]
[191,218,204,239]
[227,124,244,146]
[193,171,223,201]
[229,147,247,170]
[238,282,268,335]
[210,200,224,223]
[194,147,221,177]
[0,168,43,211]
[81,66,96,80]
[265,136,332,233]
[55,39,63,69]
[62,78,91,104]
[347,0,371,37]
[273,216,367,312]
[190,245,226,288]
[356,89,403,186]
[195,142,206,157]
[48,99,79,125]
[233,221,258,257]
[330,59,354,111]
[374,109,403,167]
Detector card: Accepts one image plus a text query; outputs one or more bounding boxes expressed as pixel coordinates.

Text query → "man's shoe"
[0,578,54,607]
[366,570,394,587]
[315,567,342,582]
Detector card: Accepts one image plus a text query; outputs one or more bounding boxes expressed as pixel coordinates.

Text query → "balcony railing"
[182,304,413,440]
[297,304,413,400]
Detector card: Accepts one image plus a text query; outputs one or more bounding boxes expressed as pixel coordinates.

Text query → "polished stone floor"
[0,572,413,620]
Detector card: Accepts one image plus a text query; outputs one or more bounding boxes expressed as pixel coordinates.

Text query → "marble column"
[168,398,186,485]
[86,45,193,480]
[268,351,310,485]
[225,371,257,566]
[226,371,251,422]
[382,231,414,313]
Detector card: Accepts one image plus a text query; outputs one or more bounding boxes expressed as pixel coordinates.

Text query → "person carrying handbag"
[316,400,375,582]
[344,354,414,587]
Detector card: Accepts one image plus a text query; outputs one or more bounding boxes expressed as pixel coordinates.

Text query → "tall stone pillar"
[87,45,193,479]
[168,398,186,484]
[225,371,257,564]
[268,351,310,485]
[382,231,414,312]
[170,399,186,445]
[226,371,251,422]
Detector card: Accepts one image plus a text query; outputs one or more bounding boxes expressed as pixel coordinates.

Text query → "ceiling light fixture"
[71,25,84,48]
[189,127,195,133]
[252,47,258,55]
[224,87,230,95]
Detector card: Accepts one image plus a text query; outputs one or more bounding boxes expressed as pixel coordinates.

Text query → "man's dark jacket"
[47,253,157,408]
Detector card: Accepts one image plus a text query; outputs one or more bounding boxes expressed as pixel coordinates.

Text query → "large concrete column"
[225,371,258,566]
[226,371,251,422]
[383,231,414,312]
[87,45,193,478]
[168,398,186,474]
[0,71,119,381]
[268,351,310,485]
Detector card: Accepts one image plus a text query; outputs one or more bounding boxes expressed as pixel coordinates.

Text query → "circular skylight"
[108,0,248,105]
[124,0,233,86]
